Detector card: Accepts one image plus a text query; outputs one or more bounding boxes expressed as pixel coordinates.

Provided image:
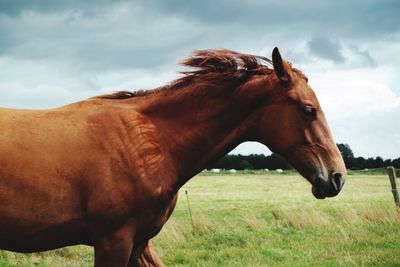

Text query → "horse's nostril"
[331,172,343,192]
[333,172,342,180]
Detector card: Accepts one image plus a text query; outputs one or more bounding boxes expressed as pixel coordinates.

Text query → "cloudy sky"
[0,0,399,159]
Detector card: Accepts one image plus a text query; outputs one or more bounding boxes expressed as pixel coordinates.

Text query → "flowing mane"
[93,49,274,100]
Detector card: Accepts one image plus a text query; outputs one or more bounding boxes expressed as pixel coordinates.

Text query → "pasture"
[0,171,399,266]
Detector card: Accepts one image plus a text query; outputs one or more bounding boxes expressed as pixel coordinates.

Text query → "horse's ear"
[272,47,292,85]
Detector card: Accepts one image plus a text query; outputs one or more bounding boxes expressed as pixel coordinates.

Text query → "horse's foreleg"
[128,240,164,267]
[94,226,134,267]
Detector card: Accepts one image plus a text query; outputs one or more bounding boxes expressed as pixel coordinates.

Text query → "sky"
[0,0,399,159]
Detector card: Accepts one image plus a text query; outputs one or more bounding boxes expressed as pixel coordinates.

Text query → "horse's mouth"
[312,184,326,199]
[311,174,343,199]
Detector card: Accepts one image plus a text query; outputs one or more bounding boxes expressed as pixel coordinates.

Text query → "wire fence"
[347,166,399,206]
[347,166,396,173]
[347,167,400,178]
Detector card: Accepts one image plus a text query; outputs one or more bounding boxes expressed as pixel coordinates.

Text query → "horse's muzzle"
[312,172,344,199]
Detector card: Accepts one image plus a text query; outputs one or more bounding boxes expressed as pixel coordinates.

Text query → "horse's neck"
[140,82,266,186]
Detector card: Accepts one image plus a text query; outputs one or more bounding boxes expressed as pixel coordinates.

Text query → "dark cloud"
[0,0,396,80]
[0,0,122,16]
[0,0,397,72]
[307,34,344,62]
[351,46,377,67]
[131,1,400,38]
[1,0,399,37]
[360,51,376,67]
[0,3,202,71]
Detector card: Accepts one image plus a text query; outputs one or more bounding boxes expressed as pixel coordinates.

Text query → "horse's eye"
[303,106,316,118]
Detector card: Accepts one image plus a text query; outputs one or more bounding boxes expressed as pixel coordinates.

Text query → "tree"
[337,143,354,159]
[337,143,355,169]
[374,157,384,168]
[239,160,253,170]
[208,144,397,170]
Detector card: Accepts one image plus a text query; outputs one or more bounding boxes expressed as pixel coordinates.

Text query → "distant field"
[0,172,399,266]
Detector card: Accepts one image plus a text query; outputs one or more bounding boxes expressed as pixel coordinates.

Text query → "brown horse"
[0,48,345,266]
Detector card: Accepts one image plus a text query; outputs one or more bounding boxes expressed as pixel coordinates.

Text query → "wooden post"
[387,166,400,206]
[185,190,195,233]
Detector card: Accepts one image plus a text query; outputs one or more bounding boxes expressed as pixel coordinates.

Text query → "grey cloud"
[0,0,397,74]
[128,1,400,37]
[1,0,400,39]
[350,46,377,67]
[361,50,377,67]
[0,0,124,16]
[0,3,204,72]
[308,34,345,62]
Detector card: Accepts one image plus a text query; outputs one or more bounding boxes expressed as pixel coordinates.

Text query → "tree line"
[208,143,400,170]
[337,143,400,170]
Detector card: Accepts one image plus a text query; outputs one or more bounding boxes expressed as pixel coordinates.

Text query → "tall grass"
[153,173,400,266]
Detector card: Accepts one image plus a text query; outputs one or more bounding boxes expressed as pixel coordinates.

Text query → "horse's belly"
[0,174,88,252]
[0,197,89,252]
[0,219,92,252]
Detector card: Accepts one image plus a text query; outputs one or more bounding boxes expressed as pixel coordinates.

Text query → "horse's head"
[255,48,346,199]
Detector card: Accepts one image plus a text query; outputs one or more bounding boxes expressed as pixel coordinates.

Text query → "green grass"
[0,173,399,266]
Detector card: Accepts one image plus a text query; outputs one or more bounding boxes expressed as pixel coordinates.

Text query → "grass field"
[0,171,399,266]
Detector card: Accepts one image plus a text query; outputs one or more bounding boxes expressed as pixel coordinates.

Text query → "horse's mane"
[94,49,274,100]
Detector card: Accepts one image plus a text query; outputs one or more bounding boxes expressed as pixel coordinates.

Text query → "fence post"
[387,166,400,206]
[185,190,195,234]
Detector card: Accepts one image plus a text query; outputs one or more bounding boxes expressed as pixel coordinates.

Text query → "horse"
[0,47,346,266]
